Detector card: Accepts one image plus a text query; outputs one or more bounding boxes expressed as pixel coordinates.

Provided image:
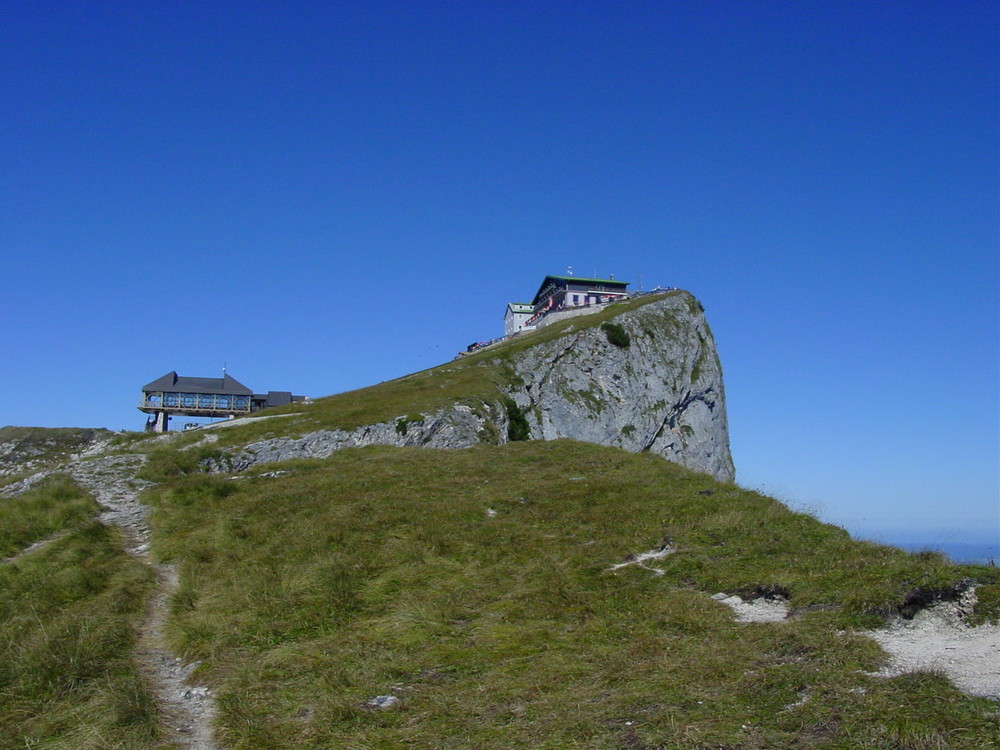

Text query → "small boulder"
[367,695,398,710]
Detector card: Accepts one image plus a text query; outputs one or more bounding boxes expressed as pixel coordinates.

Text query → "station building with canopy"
[139,371,305,432]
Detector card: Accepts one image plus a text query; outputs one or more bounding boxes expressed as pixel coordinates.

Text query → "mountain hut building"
[530,274,630,315]
[139,371,306,432]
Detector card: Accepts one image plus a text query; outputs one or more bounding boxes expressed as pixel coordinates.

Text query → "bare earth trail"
[65,454,219,750]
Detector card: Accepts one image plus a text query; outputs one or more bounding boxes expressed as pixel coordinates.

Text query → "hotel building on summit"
[505,273,630,333]
[503,302,536,336]
[529,274,630,315]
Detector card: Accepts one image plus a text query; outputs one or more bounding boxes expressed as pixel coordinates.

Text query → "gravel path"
[65,455,220,749]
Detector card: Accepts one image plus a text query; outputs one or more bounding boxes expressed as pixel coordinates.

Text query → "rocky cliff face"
[506,293,734,481]
[226,293,735,481]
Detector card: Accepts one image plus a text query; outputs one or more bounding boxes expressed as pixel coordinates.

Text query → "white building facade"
[504,302,536,336]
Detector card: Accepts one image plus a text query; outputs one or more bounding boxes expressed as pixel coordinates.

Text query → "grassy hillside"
[138,441,999,749]
[0,478,157,750]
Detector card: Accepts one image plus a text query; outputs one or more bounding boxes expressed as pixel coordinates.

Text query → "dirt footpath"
[67,455,220,749]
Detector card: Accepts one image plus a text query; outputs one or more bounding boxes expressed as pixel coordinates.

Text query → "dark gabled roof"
[253,391,293,408]
[544,274,630,285]
[531,274,630,306]
[142,371,253,396]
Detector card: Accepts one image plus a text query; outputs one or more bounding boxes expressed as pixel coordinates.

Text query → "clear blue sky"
[2,2,996,548]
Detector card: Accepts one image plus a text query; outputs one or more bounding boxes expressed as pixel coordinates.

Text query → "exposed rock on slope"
[506,293,734,481]
[227,293,735,481]
[224,404,499,471]
[0,426,112,478]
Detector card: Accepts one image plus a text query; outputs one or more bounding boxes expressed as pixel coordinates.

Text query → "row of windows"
[570,293,613,305]
[145,393,251,410]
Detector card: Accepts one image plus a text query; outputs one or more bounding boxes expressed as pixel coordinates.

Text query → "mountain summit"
[504,291,734,481]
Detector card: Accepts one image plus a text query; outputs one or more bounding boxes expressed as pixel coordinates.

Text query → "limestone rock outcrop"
[223,404,501,472]
[506,292,734,481]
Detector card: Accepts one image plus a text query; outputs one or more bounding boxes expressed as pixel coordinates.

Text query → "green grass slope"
[142,441,1000,749]
[0,478,158,750]
[3,296,998,748]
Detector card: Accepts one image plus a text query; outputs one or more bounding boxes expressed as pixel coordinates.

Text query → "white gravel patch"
[608,542,675,576]
[867,589,1000,700]
[711,592,790,623]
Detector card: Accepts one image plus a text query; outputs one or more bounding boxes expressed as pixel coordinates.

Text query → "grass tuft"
[0,476,97,558]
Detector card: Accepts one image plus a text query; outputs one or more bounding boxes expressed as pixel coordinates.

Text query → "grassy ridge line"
[205,292,681,448]
[0,478,158,749]
[145,441,1000,749]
